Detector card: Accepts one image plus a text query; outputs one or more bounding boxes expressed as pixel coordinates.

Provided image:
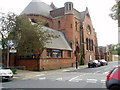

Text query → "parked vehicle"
[88,60,101,68]
[106,66,120,90]
[98,59,108,66]
[0,65,13,81]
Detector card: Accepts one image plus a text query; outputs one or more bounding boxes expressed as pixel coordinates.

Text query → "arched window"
[87,25,91,35]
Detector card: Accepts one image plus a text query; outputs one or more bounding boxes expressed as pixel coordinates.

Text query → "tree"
[110,44,120,56]
[0,13,57,58]
[110,1,120,29]
[0,12,17,64]
[109,1,120,20]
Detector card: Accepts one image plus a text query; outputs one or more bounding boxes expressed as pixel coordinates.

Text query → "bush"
[11,68,17,74]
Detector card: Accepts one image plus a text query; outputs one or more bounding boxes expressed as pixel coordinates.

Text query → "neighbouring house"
[3,0,99,71]
[98,45,112,61]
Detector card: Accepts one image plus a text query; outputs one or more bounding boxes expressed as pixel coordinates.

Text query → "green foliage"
[1,13,58,57]
[11,68,17,74]
[110,44,120,56]
[109,1,120,20]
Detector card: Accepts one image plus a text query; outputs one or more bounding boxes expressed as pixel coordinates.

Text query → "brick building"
[98,45,112,61]
[5,0,99,71]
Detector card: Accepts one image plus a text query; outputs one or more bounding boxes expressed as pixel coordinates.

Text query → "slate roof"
[50,7,65,18]
[41,26,72,50]
[21,0,87,21]
[21,0,53,18]
[80,11,86,24]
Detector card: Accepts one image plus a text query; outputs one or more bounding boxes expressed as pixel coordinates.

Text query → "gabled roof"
[21,0,53,18]
[80,11,86,24]
[41,26,72,50]
[80,7,91,24]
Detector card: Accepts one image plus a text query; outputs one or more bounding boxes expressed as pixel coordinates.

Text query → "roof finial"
[50,2,57,9]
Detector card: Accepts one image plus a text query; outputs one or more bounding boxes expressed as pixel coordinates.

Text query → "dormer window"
[45,23,49,27]
[31,18,37,23]
[87,25,91,35]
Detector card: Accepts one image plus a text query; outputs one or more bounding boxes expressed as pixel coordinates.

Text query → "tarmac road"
[1,61,119,89]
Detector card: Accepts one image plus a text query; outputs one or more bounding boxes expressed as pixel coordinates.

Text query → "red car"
[106,66,120,90]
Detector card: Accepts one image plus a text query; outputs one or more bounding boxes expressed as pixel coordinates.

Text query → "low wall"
[112,55,119,61]
[16,59,39,71]
[16,58,75,71]
[40,58,75,71]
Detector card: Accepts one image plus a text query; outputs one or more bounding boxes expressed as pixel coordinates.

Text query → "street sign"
[9,44,17,53]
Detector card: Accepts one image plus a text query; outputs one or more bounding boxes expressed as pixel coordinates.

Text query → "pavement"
[13,64,88,80]
[12,61,116,80]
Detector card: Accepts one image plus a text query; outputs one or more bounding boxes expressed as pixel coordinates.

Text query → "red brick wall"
[39,58,75,70]
[16,59,39,71]
[39,49,75,70]
[15,58,75,71]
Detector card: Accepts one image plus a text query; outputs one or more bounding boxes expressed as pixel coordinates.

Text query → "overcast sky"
[0,0,118,46]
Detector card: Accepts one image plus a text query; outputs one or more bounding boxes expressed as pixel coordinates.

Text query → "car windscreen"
[0,65,10,69]
[94,60,98,63]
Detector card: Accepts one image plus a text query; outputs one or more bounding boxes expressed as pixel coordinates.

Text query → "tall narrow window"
[58,21,61,28]
[86,38,89,50]
[69,4,71,10]
[70,24,72,28]
[75,22,77,31]
[66,4,68,11]
[91,40,94,51]
[89,39,91,51]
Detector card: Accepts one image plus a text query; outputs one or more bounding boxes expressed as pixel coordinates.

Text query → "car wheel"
[88,66,90,68]
[109,85,120,90]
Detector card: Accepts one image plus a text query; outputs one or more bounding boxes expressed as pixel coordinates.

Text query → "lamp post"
[7,45,10,67]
